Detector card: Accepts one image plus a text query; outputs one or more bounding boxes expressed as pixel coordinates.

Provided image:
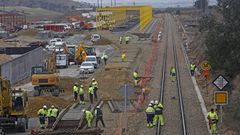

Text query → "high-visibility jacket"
[133,71,138,78]
[79,87,84,95]
[145,106,155,115]
[85,110,93,120]
[170,68,176,74]
[51,108,59,118]
[88,86,94,94]
[38,108,47,116]
[120,36,122,41]
[101,54,108,59]
[92,81,98,88]
[154,103,163,115]
[47,108,52,117]
[73,86,79,93]
[122,53,126,59]
[190,64,196,70]
[207,112,218,124]
[125,36,130,41]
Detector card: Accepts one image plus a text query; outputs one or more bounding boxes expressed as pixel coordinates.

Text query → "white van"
[85,56,98,68]
[56,54,68,68]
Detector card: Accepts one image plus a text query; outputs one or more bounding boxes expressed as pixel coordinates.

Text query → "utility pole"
[111,0,112,7]
[97,0,99,8]
[114,0,116,7]
[100,0,102,8]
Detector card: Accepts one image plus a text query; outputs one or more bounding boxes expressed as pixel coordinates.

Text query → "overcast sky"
[73,0,217,8]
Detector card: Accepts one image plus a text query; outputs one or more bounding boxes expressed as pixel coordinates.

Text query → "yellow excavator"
[74,42,96,65]
[0,77,28,132]
[31,52,60,97]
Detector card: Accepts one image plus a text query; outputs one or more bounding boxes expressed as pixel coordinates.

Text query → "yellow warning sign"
[201,60,211,71]
[214,91,228,105]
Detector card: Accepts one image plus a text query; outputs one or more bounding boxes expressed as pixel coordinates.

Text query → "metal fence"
[1,47,47,85]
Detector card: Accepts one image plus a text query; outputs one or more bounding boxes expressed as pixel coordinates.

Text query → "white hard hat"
[43,105,47,109]
[51,105,55,108]
[82,109,85,112]
[96,106,100,109]
[80,85,83,87]
[148,104,152,107]
[92,78,95,81]
[155,100,159,104]
[150,100,154,104]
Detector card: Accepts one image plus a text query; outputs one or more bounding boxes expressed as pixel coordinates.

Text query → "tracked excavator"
[74,42,96,65]
[0,77,28,133]
[31,52,60,97]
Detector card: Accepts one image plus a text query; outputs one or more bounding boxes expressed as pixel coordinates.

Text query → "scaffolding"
[96,6,152,31]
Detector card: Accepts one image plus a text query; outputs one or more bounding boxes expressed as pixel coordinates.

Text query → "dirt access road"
[125,14,209,135]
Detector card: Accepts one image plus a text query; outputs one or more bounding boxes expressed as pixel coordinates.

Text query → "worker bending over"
[38,105,48,129]
[170,66,176,82]
[83,109,93,128]
[73,83,79,101]
[145,104,155,128]
[207,108,218,135]
[79,85,85,105]
[153,100,164,126]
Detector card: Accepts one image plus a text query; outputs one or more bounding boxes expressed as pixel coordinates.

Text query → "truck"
[56,53,68,68]
[43,24,71,32]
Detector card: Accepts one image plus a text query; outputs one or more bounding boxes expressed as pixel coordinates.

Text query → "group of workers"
[119,35,130,44]
[82,106,105,128]
[73,78,98,104]
[37,105,59,129]
[145,100,164,127]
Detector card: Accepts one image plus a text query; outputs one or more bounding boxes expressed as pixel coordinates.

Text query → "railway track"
[32,100,104,135]
[156,14,187,135]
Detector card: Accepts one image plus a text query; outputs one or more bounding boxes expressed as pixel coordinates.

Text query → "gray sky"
[73,0,217,8]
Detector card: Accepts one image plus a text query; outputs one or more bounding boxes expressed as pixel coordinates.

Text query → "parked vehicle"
[43,24,71,32]
[85,55,98,68]
[79,62,94,74]
[46,41,64,51]
[56,53,68,68]
[91,34,100,42]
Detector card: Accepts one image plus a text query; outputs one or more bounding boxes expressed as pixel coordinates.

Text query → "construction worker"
[92,78,98,100]
[153,100,164,126]
[133,70,139,87]
[95,106,105,128]
[190,63,196,76]
[101,52,108,65]
[150,100,155,107]
[73,83,79,101]
[83,109,93,128]
[50,105,59,124]
[47,106,53,125]
[88,85,94,104]
[79,85,85,105]
[170,66,176,82]
[125,35,130,44]
[37,105,48,129]
[121,52,126,62]
[119,36,123,44]
[207,108,218,134]
[145,104,155,128]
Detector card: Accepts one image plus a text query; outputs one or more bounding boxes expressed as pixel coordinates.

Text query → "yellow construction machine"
[74,42,96,65]
[0,78,28,132]
[31,52,60,97]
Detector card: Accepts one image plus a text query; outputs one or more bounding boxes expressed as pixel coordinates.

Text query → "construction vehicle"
[74,42,96,65]
[31,52,60,97]
[0,77,28,132]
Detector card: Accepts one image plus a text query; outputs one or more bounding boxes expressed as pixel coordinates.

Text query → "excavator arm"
[0,78,11,116]
[74,42,86,64]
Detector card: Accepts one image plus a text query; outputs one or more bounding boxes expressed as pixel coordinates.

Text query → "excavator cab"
[31,66,45,74]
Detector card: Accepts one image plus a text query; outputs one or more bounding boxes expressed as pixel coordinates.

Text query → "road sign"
[213,75,229,90]
[214,91,228,105]
[201,60,211,71]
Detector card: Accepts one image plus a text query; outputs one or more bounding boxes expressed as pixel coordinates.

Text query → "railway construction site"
[1,2,239,135]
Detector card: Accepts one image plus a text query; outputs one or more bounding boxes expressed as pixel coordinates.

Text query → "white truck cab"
[56,53,68,68]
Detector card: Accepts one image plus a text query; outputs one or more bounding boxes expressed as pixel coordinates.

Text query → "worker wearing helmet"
[38,105,48,129]
[190,63,196,76]
[150,100,155,107]
[91,78,98,100]
[145,104,155,128]
[170,66,176,82]
[46,105,53,125]
[153,100,164,126]
[121,52,126,62]
[101,52,108,65]
[83,109,93,128]
[73,83,79,101]
[133,70,139,87]
[88,85,94,104]
[95,106,105,127]
[79,85,85,105]
[207,108,218,134]
[50,105,59,124]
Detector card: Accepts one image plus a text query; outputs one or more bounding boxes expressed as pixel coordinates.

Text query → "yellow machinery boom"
[0,77,28,132]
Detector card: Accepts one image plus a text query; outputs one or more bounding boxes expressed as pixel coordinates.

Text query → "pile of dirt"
[27,95,71,117]
[0,54,12,64]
